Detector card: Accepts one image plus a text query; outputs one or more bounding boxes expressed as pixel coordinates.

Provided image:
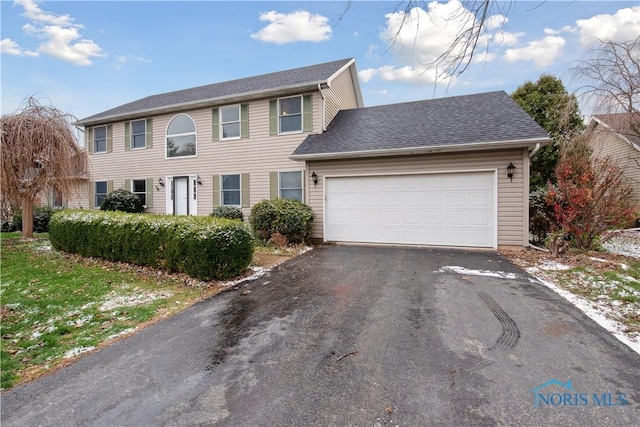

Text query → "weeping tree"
[1,97,89,237]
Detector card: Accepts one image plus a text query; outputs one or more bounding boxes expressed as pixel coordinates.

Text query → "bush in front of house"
[49,210,254,280]
[100,189,144,213]
[4,205,55,233]
[210,206,244,221]
[249,198,313,244]
[529,185,557,246]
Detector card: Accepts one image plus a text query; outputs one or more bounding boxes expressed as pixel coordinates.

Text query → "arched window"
[166,114,196,158]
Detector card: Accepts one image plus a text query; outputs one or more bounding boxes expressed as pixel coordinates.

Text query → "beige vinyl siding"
[322,69,360,128]
[308,149,529,247]
[589,127,640,208]
[83,98,316,218]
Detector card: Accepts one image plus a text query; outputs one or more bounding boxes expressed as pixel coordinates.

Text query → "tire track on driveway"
[476,291,521,350]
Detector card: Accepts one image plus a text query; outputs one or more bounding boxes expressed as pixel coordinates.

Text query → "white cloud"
[251,10,331,44]
[492,31,524,46]
[485,14,507,30]
[23,23,104,66]
[544,26,576,36]
[358,68,378,83]
[576,6,640,46]
[360,65,447,85]
[115,55,150,69]
[4,0,105,66]
[503,36,565,67]
[472,51,496,63]
[364,1,518,85]
[1,38,38,56]
[15,0,73,26]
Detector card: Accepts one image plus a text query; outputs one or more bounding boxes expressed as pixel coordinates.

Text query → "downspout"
[318,83,327,132]
[529,142,541,158]
[527,142,546,250]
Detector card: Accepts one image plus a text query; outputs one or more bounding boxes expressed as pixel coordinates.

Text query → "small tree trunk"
[21,197,34,238]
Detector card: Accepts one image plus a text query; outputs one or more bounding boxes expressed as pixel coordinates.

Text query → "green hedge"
[249,198,313,244]
[49,210,254,280]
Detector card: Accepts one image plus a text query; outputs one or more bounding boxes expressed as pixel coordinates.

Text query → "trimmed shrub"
[100,189,144,213]
[49,210,254,280]
[210,206,244,221]
[249,198,313,244]
[5,206,55,233]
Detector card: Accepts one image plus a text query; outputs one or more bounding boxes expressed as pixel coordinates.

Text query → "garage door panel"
[325,172,495,247]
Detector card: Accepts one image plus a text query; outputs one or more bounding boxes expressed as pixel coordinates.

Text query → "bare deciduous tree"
[572,37,640,138]
[1,97,89,237]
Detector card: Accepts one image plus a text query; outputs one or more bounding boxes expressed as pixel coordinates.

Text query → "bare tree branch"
[1,97,89,237]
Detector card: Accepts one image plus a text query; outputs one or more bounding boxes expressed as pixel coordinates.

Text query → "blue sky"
[1,1,639,121]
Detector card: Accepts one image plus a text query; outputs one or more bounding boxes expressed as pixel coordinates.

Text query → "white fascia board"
[76,83,323,126]
[290,138,551,161]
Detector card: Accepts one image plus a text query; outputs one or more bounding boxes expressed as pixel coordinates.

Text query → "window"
[280,171,302,201]
[166,114,196,158]
[94,126,107,153]
[131,179,146,206]
[279,96,302,133]
[131,119,146,149]
[51,187,63,208]
[220,105,240,140]
[95,181,108,207]
[221,174,241,206]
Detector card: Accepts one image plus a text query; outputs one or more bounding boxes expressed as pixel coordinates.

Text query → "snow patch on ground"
[106,328,135,340]
[99,291,172,312]
[220,266,269,288]
[527,271,639,355]
[437,266,518,279]
[602,230,640,258]
[63,346,95,359]
[537,261,572,271]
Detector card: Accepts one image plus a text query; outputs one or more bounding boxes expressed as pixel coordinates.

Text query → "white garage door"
[325,172,496,248]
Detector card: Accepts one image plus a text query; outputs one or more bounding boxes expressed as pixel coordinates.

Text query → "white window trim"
[278,95,303,135]
[95,181,108,208]
[165,114,197,159]
[279,171,304,202]
[220,105,241,141]
[130,119,147,150]
[93,125,107,154]
[130,178,147,208]
[220,173,242,207]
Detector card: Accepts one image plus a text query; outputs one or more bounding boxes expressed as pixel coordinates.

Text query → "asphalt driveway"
[2,246,639,426]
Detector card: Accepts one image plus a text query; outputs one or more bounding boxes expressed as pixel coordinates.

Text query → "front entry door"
[174,177,189,215]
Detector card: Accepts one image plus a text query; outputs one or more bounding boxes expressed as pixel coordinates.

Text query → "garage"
[324,171,496,248]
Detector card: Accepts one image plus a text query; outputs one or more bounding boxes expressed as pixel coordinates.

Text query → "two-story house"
[72,58,549,250]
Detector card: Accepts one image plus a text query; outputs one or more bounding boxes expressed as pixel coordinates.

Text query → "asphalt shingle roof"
[78,58,354,125]
[292,91,549,159]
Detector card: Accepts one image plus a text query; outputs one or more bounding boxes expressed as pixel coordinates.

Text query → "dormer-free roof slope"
[291,91,550,160]
[78,58,359,126]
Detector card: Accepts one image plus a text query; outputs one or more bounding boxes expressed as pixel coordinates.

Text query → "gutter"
[290,137,550,161]
[529,142,541,158]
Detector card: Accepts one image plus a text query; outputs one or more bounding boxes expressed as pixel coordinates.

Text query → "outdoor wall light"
[507,162,515,182]
[197,176,202,185]
[311,171,318,187]
[158,178,165,187]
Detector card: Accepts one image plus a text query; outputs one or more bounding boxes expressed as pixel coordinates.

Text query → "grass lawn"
[0,233,297,390]
[504,249,640,344]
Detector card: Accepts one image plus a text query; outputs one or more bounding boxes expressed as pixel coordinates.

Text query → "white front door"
[174,177,189,215]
